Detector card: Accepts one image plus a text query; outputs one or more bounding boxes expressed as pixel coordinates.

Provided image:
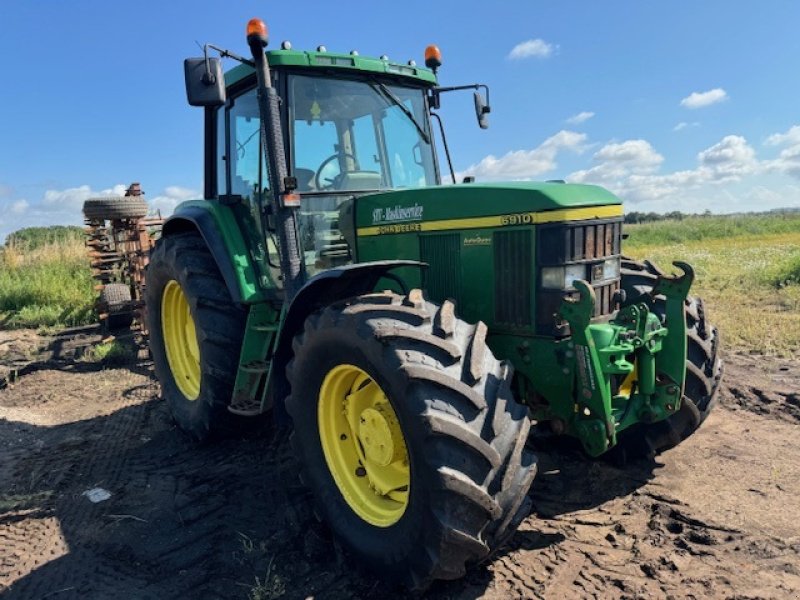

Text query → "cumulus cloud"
[0,183,198,243]
[10,199,28,215]
[508,39,556,60]
[765,125,800,148]
[458,130,587,180]
[764,125,800,178]
[148,186,199,216]
[568,134,759,203]
[680,88,728,109]
[673,121,700,132]
[566,111,595,125]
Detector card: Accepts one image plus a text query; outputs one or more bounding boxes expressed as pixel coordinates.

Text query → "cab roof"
[224,49,438,88]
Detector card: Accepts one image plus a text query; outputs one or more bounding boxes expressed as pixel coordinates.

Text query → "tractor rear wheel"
[618,258,723,456]
[286,290,537,590]
[145,232,247,441]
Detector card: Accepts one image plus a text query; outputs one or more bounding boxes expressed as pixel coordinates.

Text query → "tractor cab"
[195,49,445,276]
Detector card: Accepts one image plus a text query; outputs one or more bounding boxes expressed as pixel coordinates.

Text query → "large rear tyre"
[617,258,723,456]
[286,290,537,590]
[145,232,247,441]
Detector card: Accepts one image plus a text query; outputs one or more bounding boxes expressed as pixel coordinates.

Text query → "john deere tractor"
[146,18,722,589]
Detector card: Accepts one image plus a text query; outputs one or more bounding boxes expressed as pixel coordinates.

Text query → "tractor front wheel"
[286,290,537,589]
[146,232,247,441]
[618,258,723,456]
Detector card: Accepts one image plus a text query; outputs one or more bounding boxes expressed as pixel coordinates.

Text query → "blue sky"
[1,0,799,241]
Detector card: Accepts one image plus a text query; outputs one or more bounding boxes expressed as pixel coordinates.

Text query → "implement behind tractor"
[144,17,722,589]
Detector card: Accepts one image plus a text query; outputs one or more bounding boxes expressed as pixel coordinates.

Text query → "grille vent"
[494,230,532,327]
[420,234,462,304]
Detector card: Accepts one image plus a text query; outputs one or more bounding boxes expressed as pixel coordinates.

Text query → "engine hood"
[354,181,622,235]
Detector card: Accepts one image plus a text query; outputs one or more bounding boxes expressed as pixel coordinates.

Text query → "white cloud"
[680,88,728,109]
[508,39,556,60]
[0,183,198,243]
[566,111,595,125]
[0,184,13,199]
[458,130,587,180]
[10,199,28,215]
[765,125,800,147]
[148,186,199,216]
[568,134,760,204]
[763,125,800,178]
[674,121,700,132]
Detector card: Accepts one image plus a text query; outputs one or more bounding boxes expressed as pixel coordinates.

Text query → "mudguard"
[161,201,268,304]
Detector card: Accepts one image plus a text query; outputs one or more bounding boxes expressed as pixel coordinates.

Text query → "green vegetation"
[0,231,95,329]
[4,225,84,250]
[624,212,800,248]
[625,213,800,357]
[85,340,137,365]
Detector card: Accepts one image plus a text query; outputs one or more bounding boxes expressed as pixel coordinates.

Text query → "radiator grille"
[537,218,623,336]
[539,220,622,264]
[420,234,462,304]
[494,230,533,327]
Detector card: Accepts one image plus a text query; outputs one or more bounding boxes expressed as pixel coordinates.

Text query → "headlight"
[541,264,586,290]
[602,257,621,280]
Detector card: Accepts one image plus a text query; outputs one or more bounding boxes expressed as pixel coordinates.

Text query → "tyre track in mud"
[1,347,799,599]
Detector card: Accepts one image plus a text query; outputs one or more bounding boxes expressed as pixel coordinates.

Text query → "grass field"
[625,213,800,358]
[0,233,95,329]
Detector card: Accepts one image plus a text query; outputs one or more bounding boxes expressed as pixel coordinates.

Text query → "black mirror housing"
[184,57,226,107]
[473,91,490,129]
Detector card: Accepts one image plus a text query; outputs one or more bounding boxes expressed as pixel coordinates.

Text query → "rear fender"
[161,201,268,304]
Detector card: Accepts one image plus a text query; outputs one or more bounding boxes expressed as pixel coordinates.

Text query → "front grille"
[537,217,623,336]
[420,233,462,304]
[539,220,622,263]
[494,229,533,327]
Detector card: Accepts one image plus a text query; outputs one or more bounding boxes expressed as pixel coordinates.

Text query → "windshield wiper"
[369,81,431,145]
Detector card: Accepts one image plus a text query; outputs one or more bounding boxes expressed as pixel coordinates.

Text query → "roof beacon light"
[246,18,268,47]
[424,44,442,73]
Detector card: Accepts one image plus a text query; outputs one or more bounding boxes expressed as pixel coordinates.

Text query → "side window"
[383,102,428,188]
[228,90,269,200]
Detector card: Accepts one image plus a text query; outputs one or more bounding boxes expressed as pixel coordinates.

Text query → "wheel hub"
[318,364,410,527]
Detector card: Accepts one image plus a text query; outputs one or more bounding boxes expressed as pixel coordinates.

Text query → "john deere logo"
[463,235,491,246]
[371,204,424,224]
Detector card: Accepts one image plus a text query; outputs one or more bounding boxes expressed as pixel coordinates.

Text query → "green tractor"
[146,17,722,589]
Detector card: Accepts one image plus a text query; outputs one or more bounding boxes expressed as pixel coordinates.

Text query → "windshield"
[289,74,438,192]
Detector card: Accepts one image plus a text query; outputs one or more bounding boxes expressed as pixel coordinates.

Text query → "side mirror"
[473,91,490,129]
[184,57,226,107]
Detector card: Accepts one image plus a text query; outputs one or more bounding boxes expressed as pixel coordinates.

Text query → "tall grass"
[0,236,95,329]
[624,212,800,249]
[625,214,800,357]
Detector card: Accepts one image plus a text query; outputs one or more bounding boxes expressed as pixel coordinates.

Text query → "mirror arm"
[203,43,255,71]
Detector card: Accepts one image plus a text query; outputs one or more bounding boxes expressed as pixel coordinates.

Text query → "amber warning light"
[424,44,442,72]
[246,18,269,47]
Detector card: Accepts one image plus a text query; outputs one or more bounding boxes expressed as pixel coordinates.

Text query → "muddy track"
[1,335,799,599]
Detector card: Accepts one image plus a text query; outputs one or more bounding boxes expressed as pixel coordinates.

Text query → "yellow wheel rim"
[318,364,410,527]
[161,280,201,400]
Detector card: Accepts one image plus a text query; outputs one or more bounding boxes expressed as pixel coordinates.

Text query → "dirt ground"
[1,328,798,599]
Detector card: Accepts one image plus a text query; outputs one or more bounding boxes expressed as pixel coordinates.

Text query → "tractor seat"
[338,171,381,191]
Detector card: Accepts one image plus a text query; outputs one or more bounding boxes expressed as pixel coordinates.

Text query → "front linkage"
[537,262,694,456]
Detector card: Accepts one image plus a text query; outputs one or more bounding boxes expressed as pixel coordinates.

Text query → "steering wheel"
[314,152,358,190]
